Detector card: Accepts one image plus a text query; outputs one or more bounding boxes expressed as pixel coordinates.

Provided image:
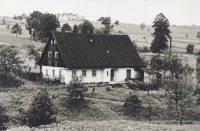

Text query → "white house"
[39,31,144,84]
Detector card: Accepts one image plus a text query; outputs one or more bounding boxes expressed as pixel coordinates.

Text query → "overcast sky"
[0,0,199,26]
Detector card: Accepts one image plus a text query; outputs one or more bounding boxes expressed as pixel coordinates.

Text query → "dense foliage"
[123,94,142,117]
[0,46,26,86]
[11,23,22,37]
[61,23,72,32]
[150,13,171,53]
[0,104,9,130]
[67,76,88,102]
[78,20,94,33]
[26,88,56,127]
[26,11,60,41]
[186,44,194,54]
[73,25,78,33]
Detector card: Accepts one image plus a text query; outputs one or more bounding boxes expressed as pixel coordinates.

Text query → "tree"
[11,23,22,37]
[26,88,56,127]
[73,25,78,33]
[101,17,111,26]
[67,76,88,102]
[150,53,163,74]
[163,77,193,125]
[186,44,194,54]
[150,13,171,53]
[163,53,194,125]
[78,20,94,33]
[61,23,72,32]
[123,94,142,117]
[0,104,8,130]
[195,56,200,93]
[140,23,145,30]
[18,15,23,21]
[21,13,27,19]
[27,45,44,71]
[2,18,6,25]
[26,11,43,40]
[0,46,26,86]
[13,14,18,20]
[113,20,119,34]
[40,13,60,41]
[197,32,200,44]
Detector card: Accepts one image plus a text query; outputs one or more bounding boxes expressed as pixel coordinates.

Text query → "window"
[51,40,53,44]
[48,51,52,66]
[82,70,87,76]
[55,52,58,58]
[46,69,48,75]
[72,70,77,76]
[107,71,108,76]
[92,70,97,77]
[48,51,52,58]
[59,70,62,78]
[52,69,55,77]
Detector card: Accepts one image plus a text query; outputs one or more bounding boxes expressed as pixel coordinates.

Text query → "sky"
[0,0,200,26]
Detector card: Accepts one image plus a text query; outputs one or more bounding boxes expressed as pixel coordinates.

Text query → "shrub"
[186,44,194,54]
[132,41,138,50]
[126,81,138,90]
[26,88,56,127]
[106,86,112,92]
[0,104,9,130]
[138,46,150,53]
[123,94,142,117]
[7,24,10,29]
[117,30,126,35]
[196,96,200,105]
[197,51,200,55]
[67,76,88,102]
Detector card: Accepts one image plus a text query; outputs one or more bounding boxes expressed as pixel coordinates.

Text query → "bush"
[186,44,194,54]
[7,24,10,29]
[196,96,200,105]
[67,76,88,102]
[26,88,56,127]
[132,41,138,50]
[137,46,150,53]
[117,30,126,35]
[0,104,9,130]
[123,94,142,117]
[106,86,112,92]
[126,81,138,90]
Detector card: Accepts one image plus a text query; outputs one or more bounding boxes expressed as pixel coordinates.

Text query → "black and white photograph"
[0,0,200,130]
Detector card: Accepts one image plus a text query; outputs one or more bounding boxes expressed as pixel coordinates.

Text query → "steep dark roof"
[52,31,143,68]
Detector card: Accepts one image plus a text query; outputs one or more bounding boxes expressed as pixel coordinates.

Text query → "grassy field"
[0,81,200,130]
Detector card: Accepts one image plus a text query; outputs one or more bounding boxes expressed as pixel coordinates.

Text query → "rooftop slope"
[53,31,143,68]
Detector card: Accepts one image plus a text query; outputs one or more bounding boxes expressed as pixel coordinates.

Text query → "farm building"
[39,31,144,84]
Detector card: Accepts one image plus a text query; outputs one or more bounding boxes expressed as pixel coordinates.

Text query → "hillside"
[1,16,200,54]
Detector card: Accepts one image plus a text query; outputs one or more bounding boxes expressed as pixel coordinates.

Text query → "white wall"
[42,66,143,84]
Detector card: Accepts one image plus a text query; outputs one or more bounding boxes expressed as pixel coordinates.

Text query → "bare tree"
[163,55,194,125]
